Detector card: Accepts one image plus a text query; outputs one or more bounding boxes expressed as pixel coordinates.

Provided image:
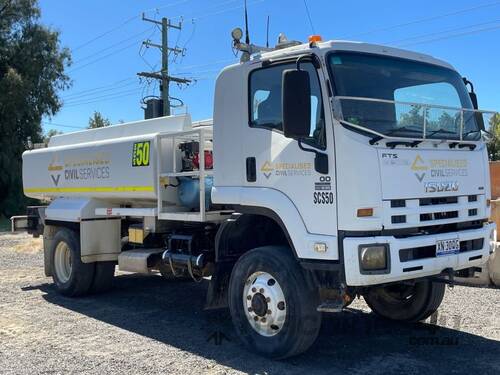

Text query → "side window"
[249,62,326,149]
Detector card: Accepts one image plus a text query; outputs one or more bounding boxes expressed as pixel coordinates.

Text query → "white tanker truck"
[21,33,499,358]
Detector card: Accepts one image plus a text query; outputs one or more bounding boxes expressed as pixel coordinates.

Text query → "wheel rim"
[243,271,286,337]
[54,241,72,283]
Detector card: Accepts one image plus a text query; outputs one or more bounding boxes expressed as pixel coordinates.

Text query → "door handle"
[246,157,256,182]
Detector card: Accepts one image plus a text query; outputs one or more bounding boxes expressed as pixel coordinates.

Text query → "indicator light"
[357,208,374,217]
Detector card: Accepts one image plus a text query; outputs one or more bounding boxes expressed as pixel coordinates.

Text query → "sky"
[38,0,500,133]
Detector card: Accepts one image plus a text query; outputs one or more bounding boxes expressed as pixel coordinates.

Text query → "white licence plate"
[436,238,460,257]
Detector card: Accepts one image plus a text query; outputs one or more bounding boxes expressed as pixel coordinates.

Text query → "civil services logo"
[48,154,63,186]
[411,154,428,182]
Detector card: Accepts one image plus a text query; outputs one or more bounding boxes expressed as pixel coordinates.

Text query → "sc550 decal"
[132,141,150,167]
[314,191,334,204]
[313,176,334,204]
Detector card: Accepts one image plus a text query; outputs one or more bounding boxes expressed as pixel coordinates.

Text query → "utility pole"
[138,14,191,116]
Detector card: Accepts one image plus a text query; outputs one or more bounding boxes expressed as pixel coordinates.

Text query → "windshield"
[328,52,481,141]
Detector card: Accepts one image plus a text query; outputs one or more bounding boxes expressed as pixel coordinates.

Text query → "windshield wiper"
[427,128,477,150]
[426,128,457,138]
[369,126,423,145]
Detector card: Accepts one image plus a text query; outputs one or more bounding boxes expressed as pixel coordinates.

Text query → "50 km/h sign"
[132,141,150,167]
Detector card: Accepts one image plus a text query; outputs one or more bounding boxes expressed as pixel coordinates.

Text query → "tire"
[364,279,445,322]
[228,246,321,359]
[51,228,95,297]
[89,262,115,293]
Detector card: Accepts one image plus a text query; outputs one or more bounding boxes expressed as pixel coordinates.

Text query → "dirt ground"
[0,232,499,375]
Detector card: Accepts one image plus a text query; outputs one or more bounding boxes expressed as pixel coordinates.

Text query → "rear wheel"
[51,228,95,297]
[228,246,321,359]
[364,279,445,322]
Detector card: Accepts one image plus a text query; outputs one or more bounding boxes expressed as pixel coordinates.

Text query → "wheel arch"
[215,207,298,263]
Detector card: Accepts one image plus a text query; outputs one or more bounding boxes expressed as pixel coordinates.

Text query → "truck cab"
[213,39,495,285]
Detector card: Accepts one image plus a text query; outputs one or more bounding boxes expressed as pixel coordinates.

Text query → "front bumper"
[343,223,496,286]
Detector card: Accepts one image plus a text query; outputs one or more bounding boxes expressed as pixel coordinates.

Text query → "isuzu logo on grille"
[424,181,459,193]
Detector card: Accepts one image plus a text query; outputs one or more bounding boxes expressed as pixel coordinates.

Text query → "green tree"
[43,128,62,143]
[487,113,500,161]
[87,111,111,129]
[0,0,71,217]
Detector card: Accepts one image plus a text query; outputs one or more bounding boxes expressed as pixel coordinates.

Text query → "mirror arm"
[298,138,318,154]
[296,55,308,71]
[463,77,475,93]
[297,139,329,175]
[295,54,320,71]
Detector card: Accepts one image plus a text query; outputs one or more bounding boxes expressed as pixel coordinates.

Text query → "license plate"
[436,238,460,257]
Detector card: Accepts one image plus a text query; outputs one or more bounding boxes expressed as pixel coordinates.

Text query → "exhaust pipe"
[161,249,206,282]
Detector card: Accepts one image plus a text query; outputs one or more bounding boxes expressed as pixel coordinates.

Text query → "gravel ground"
[0,232,499,375]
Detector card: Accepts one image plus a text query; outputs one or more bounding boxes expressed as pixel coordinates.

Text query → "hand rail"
[333,96,498,142]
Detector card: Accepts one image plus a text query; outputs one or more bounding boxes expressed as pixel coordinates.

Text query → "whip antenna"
[266,15,270,48]
[244,0,250,44]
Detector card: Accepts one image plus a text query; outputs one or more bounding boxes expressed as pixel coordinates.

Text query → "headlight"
[359,244,389,272]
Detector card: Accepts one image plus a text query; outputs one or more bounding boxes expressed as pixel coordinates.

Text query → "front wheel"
[363,279,445,322]
[228,246,321,359]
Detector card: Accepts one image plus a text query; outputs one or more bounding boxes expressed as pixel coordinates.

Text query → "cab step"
[317,298,344,313]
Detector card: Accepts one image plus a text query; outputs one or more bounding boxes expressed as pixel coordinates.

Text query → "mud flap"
[204,261,234,310]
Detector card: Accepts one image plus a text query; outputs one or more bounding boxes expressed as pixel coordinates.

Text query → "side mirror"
[463,77,485,131]
[469,90,478,109]
[282,69,311,139]
[468,91,485,131]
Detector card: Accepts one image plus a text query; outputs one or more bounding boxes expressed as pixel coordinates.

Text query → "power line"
[73,15,139,52]
[67,40,141,73]
[72,28,153,66]
[170,0,265,21]
[399,23,500,47]
[73,0,194,52]
[63,56,234,101]
[302,0,316,35]
[63,81,138,101]
[385,19,500,45]
[62,77,136,99]
[64,88,139,106]
[64,91,140,108]
[171,58,237,73]
[339,0,500,39]
[41,121,86,129]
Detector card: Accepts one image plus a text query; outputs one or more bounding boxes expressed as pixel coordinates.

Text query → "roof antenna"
[244,0,250,45]
[266,15,270,48]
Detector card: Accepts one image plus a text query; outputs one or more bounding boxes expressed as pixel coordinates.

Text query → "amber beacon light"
[308,35,322,43]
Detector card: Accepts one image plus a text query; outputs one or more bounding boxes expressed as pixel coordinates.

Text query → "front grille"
[420,196,458,206]
[391,199,406,208]
[399,238,484,262]
[391,215,406,224]
[420,211,458,222]
[384,194,484,228]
